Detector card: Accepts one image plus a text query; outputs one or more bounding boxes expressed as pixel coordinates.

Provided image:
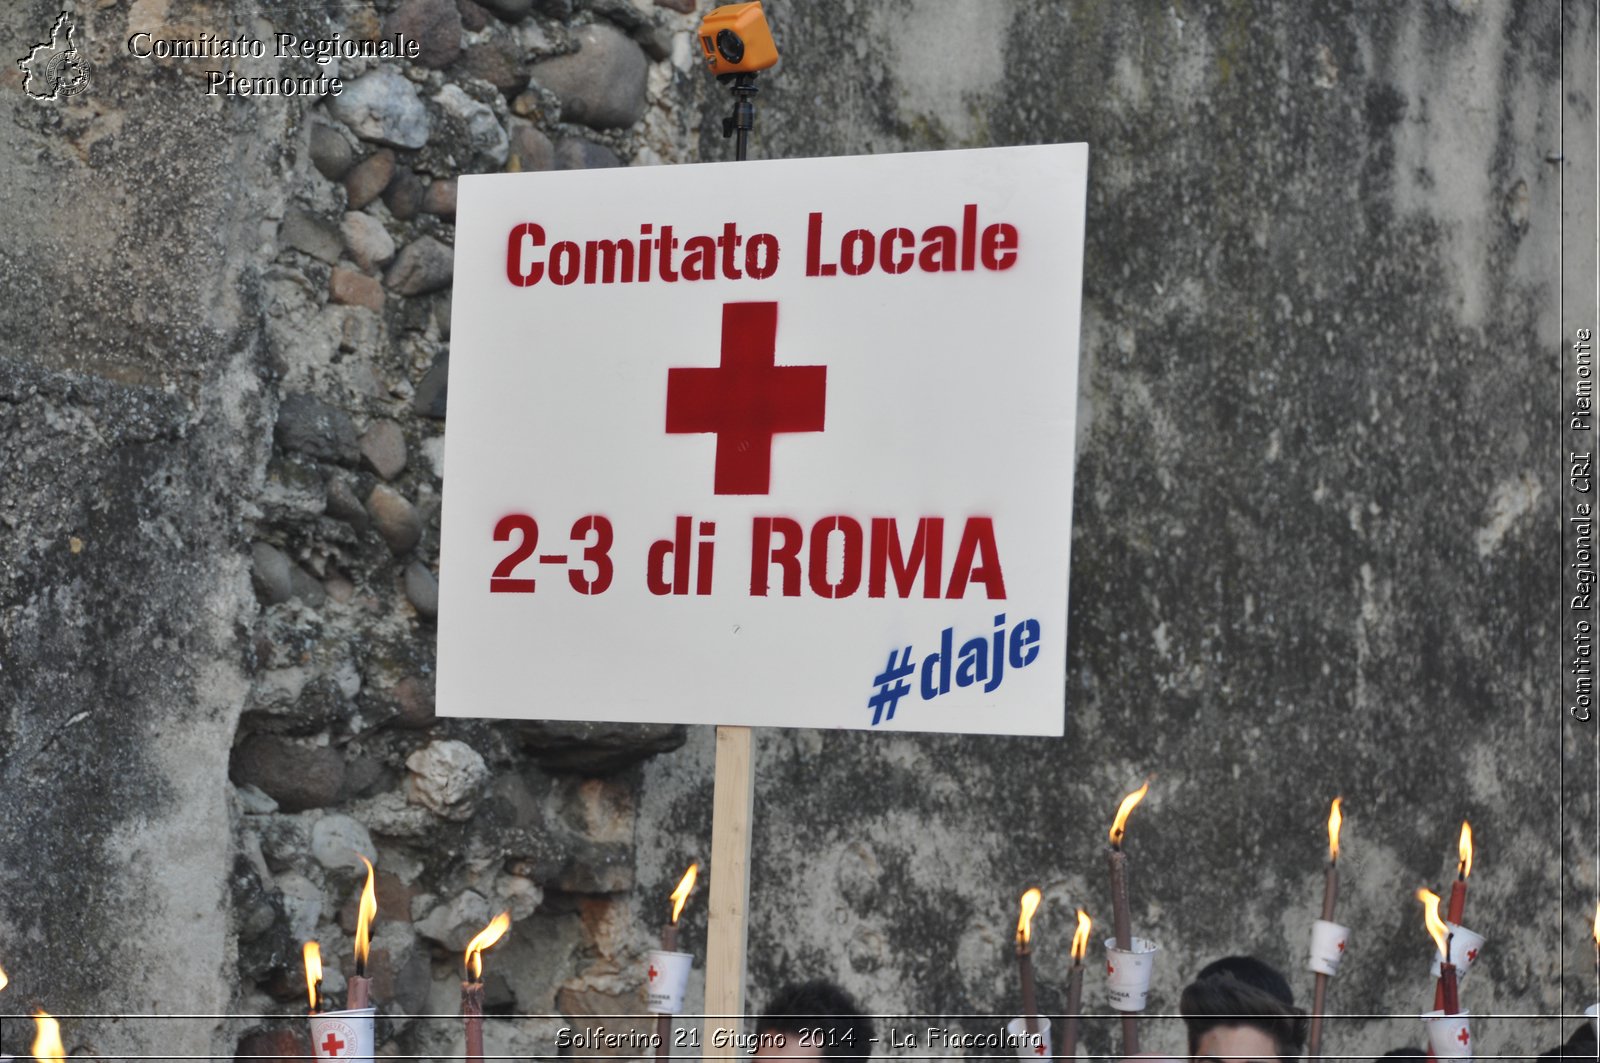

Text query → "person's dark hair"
[755,979,874,1062]
[1192,956,1295,1007]
[1180,973,1308,1060]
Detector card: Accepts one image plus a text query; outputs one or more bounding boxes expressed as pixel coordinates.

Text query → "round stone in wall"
[528,23,648,130]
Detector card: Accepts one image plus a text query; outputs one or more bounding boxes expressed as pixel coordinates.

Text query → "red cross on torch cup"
[665,302,826,495]
[322,1033,346,1056]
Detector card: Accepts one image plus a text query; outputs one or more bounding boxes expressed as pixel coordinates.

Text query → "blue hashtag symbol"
[867,646,915,726]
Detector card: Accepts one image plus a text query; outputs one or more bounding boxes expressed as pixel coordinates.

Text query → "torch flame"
[1071,909,1092,962]
[1417,888,1450,959]
[354,855,377,969]
[1016,888,1042,945]
[464,911,512,981]
[1109,780,1150,846]
[670,863,699,924]
[303,941,323,1011]
[33,1009,65,1063]
[1593,900,1599,947]
[1457,821,1473,879]
[1327,797,1343,862]
[0,960,8,994]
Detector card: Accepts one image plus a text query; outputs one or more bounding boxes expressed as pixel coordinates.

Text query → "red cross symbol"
[1034,1043,1046,1055]
[665,302,827,495]
[648,965,659,981]
[1466,947,1477,962]
[1457,1028,1470,1046]
[1336,940,1346,952]
[321,1033,346,1056]
[1106,962,1115,976]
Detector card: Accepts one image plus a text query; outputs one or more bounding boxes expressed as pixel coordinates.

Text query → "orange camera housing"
[697,2,778,75]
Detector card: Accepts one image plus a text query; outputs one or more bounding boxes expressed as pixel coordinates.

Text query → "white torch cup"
[308,1006,376,1062]
[645,949,694,1014]
[1307,919,1351,976]
[1004,1016,1052,1059]
[1585,1003,1598,1035]
[1103,936,1160,1012]
[1421,1010,1473,1059]
[1428,923,1487,987]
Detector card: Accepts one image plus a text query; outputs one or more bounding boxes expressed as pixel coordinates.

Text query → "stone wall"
[0,0,1591,1060]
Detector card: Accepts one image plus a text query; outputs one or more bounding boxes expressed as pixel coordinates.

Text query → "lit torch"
[0,963,10,1063]
[1432,823,1472,1019]
[1107,779,1149,1057]
[462,912,511,1063]
[665,863,699,952]
[1060,909,1092,1061]
[1418,889,1459,1015]
[1308,797,1344,1058]
[32,1010,65,1063]
[1016,888,1042,1038]
[347,855,378,1010]
[657,864,700,1060]
[304,941,324,1014]
[1449,823,1472,922]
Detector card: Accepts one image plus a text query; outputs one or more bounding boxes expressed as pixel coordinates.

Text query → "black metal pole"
[723,74,758,161]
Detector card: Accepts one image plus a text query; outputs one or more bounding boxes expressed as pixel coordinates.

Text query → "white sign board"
[440,144,1087,735]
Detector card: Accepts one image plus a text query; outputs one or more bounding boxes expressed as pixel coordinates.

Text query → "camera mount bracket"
[719,72,760,161]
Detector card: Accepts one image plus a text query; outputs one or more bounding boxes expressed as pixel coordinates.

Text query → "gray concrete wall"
[0,0,1590,1059]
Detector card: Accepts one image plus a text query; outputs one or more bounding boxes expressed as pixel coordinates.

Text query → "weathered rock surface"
[309,123,358,179]
[514,721,688,774]
[404,560,439,618]
[358,419,407,480]
[340,211,396,272]
[230,736,345,813]
[386,236,455,296]
[343,149,396,209]
[435,84,510,165]
[528,23,648,129]
[383,0,463,69]
[274,394,360,465]
[506,118,555,172]
[366,484,423,554]
[554,137,622,170]
[405,740,490,819]
[327,70,432,149]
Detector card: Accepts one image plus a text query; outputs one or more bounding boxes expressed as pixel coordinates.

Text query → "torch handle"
[1019,948,1039,1037]
[1308,971,1329,1057]
[463,981,486,1063]
[1446,881,1466,926]
[1107,849,1132,949]
[1440,963,1461,1016]
[347,975,371,1011]
[1320,864,1338,922]
[656,1013,673,1060]
[1059,967,1083,1063]
[1121,1014,1140,1056]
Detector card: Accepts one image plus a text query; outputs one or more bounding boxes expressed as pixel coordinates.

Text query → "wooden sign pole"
[701,725,756,1061]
